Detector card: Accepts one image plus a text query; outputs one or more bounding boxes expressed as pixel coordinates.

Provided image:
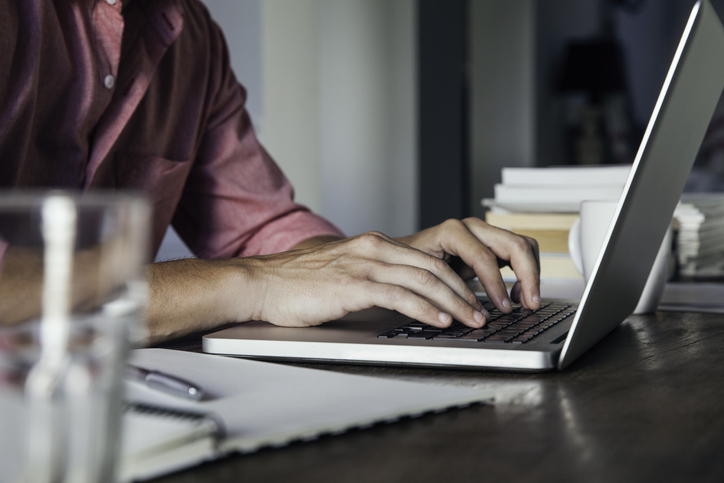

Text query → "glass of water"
[0,192,149,483]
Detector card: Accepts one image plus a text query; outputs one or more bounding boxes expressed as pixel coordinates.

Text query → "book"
[484,211,581,278]
[485,164,631,213]
[483,165,631,279]
[120,404,220,482]
[510,230,569,253]
[484,212,579,231]
[492,184,624,213]
[658,281,724,313]
[120,349,494,481]
[485,212,578,254]
[673,193,724,278]
[499,253,582,281]
[500,164,632,187]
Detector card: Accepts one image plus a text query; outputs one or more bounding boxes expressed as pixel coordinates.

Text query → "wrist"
[223,256,268,323]
[144,257,262,343]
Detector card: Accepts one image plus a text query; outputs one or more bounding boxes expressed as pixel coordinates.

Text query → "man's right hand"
[243,232,487,330]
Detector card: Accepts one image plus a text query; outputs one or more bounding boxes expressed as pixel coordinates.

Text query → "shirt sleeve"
[170,11,344,259]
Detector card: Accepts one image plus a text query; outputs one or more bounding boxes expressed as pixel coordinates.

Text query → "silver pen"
[126,364,205,401]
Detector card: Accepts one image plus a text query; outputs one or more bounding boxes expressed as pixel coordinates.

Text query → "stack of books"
[484,211,582,280]
[483,164,632,281]
[673,193,724,279]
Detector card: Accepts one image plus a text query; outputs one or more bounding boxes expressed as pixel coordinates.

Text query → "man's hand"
[142,217,540,344]
[245,231,486,330]
[396,218,541,312]
[246,218,539,328]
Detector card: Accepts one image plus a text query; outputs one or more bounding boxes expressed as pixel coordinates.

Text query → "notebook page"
[125,349,494,454]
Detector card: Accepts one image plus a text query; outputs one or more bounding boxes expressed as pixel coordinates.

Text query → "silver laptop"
[203,0,724,372]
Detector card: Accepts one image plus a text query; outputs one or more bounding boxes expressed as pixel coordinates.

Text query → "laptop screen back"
[559,0,724,369]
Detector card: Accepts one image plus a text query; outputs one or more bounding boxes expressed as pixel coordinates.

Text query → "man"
[0,0,540,344]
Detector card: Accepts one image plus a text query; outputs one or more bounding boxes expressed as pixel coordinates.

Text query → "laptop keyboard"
[377,301,577,344]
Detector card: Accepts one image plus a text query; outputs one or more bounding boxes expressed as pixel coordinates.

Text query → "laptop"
[203,0,724,372]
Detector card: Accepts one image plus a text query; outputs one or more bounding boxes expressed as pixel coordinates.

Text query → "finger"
[462,219,541,310]
[510,281,522,305]
[358,280,455,328]
[515,236,540,309]
[348,232,483,311]
[426,220,513,312]
[497,235,540,310]
[367,262,487,328]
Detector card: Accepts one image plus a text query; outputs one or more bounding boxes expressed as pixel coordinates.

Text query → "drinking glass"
[0,192,149,483]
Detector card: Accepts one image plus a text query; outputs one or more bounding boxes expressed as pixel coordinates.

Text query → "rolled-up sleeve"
[170,14,343,258]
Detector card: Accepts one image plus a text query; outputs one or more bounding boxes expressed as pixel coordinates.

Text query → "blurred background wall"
[158,0,416,260]
[158,0,721,260]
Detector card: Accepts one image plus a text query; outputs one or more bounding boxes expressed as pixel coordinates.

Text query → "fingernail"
[502,298,511,309]
[474,310,485,325]
[533,294,541,304]
[439,312,452,326]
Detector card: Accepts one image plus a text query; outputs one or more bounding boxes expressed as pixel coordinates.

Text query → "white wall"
[317,0,417,236]
[157,0,417,260]
[261,0,322,213]
[470,0,536,218]
[263,0,418,237]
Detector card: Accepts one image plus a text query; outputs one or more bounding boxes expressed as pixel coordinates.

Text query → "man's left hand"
[396,218,541,313]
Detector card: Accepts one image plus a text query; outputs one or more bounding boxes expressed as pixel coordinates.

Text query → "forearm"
[0,246,113,326]
[0,250,259,344]
[143,236,342,344]
[0,246,45,325]
[0,236,341,341]
[143,257,261,345]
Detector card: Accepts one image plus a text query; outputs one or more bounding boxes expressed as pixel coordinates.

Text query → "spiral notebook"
[120,349,493,481]
[120,403,221,482]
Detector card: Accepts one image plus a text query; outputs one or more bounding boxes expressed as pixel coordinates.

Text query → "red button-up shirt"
[0,0,343,258]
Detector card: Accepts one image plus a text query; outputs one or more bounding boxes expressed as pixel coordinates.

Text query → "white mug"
[568,200,672,314]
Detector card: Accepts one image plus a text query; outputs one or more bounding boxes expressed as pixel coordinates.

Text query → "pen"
[126,364,205,401]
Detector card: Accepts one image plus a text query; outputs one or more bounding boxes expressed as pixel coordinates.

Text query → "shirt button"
[107,0,117,5]
[104,75,115,89]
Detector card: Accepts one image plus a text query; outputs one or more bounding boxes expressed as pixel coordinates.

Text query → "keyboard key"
[407,331,439,340]
[496,329,521,337]
[520,314,548,323]
[455,330,490,341]
[495,315,519,323]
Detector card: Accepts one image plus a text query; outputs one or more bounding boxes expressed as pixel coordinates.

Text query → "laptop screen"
[559,0,724,369]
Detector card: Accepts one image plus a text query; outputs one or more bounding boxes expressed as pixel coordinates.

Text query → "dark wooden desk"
[154,311,724,483]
